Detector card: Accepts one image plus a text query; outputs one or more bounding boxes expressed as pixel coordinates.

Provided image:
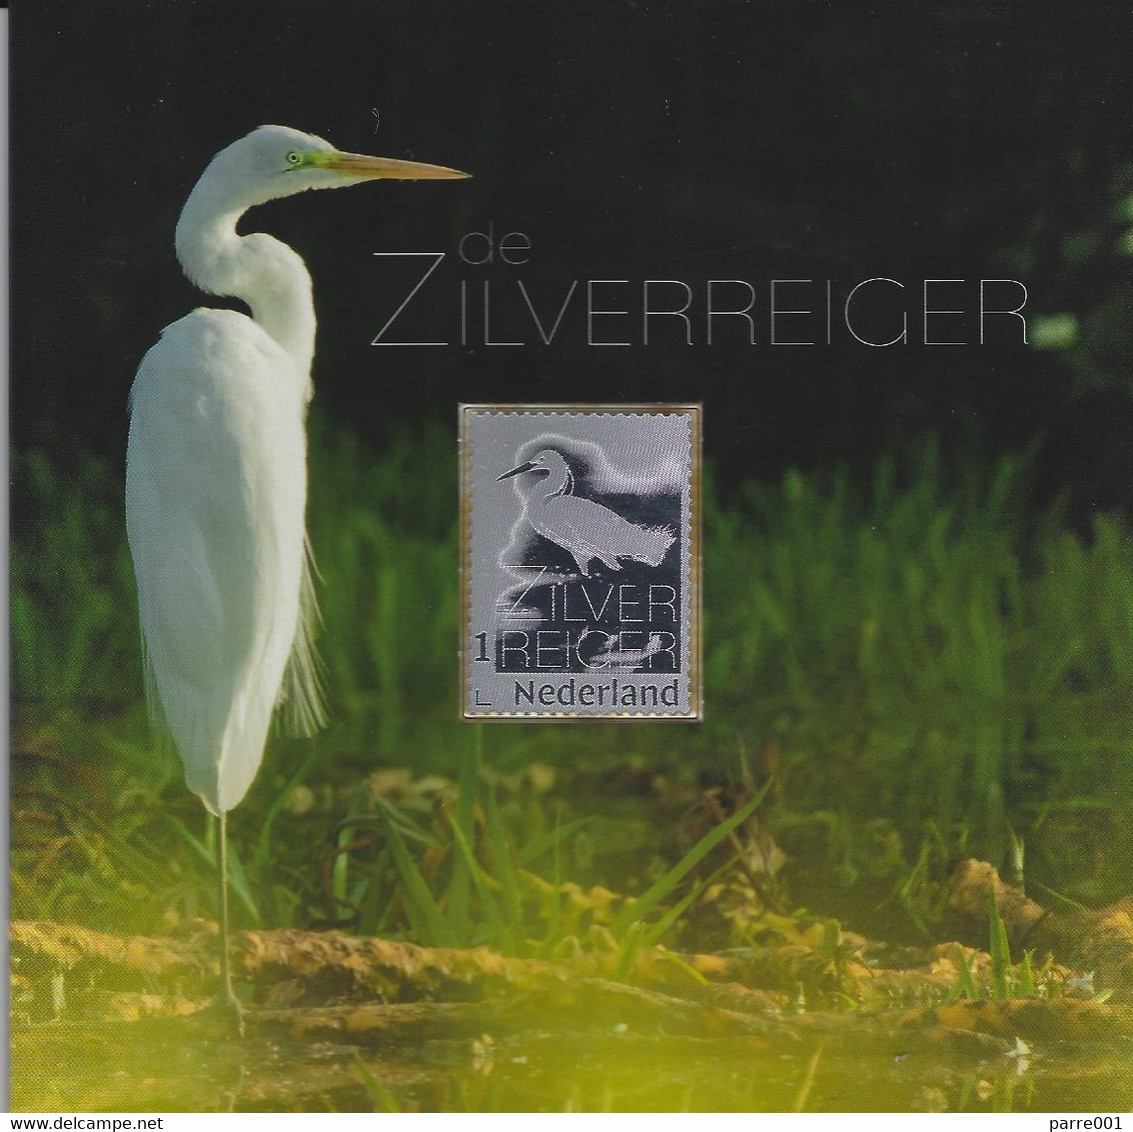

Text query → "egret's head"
[199,124,469,209]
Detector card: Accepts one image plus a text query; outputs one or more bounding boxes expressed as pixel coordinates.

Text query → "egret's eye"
[285,151,302,167]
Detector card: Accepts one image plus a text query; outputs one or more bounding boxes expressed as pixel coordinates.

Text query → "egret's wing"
[126,309,318,813]
[277,535,328,737]
[541,497,674,569]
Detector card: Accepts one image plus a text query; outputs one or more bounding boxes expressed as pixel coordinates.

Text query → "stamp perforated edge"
[458,403,702,721]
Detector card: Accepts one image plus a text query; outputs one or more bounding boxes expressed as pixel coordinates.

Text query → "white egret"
[125,125,467,1026]
[498,448,675,575]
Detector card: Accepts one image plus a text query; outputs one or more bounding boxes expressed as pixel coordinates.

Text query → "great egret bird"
[498,448,675,575]
[125,125,467,1025]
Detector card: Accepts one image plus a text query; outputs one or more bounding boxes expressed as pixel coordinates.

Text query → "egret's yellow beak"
[322,152,470,179]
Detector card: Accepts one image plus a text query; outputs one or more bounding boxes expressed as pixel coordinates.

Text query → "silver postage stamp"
[460,405,701,719]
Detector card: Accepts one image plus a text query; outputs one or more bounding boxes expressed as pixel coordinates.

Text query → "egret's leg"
[216,811,244,1034]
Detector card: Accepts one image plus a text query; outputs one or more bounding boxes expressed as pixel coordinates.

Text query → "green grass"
[946,892,1040,1002]
[11,419,1133,938]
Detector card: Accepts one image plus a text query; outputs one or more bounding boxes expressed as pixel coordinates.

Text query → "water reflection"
[12,1023,1133,1113]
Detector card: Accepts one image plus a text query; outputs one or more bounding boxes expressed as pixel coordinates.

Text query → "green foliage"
[10,728,214,934]
[303,416,460,769]
[11,451,139,713]
[988,890,1013,1000]
[11,422,1133,934]
[946,892,1041,1003]
[610,780,770,939]
[707,438,1133,860]
[366,761,769,961]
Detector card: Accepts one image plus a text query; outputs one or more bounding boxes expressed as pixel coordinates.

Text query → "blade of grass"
[484,783,524,951]
[448,810,514,953]
[611,779,771,938]
[946,950,979,1001]
[988,890,1012,1000]
[538,807,565,958]
[1015,948,1035,998]
[642,872,717,948]
[614,921,646,981]
[253,747,320,874]
[654,944,709,987]
[517,816,597,867]
[448,725,482,943]
[374,798,456,947]
[168,816,259,923]
[352,1053,400,1113]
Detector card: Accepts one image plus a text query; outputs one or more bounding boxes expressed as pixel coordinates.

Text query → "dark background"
[12,0,1133,983]
[11,0,1133,513]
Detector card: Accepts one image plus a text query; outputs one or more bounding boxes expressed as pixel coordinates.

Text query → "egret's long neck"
[548,462,573,498]
[176,182,317,390]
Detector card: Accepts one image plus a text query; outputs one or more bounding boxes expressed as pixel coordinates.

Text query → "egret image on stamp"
[461,405,701,718]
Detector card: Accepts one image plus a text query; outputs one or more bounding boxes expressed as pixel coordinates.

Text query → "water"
[13,1019,1133,1112]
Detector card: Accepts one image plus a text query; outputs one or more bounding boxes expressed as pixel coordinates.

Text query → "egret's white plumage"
[499,448,675,576]
[125,125,467,1017]
[127,125,466,815]
[127,308,316,813]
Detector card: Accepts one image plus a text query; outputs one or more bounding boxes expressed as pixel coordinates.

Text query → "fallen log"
[9,917,1085,1028]
[945,859,1133,999]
